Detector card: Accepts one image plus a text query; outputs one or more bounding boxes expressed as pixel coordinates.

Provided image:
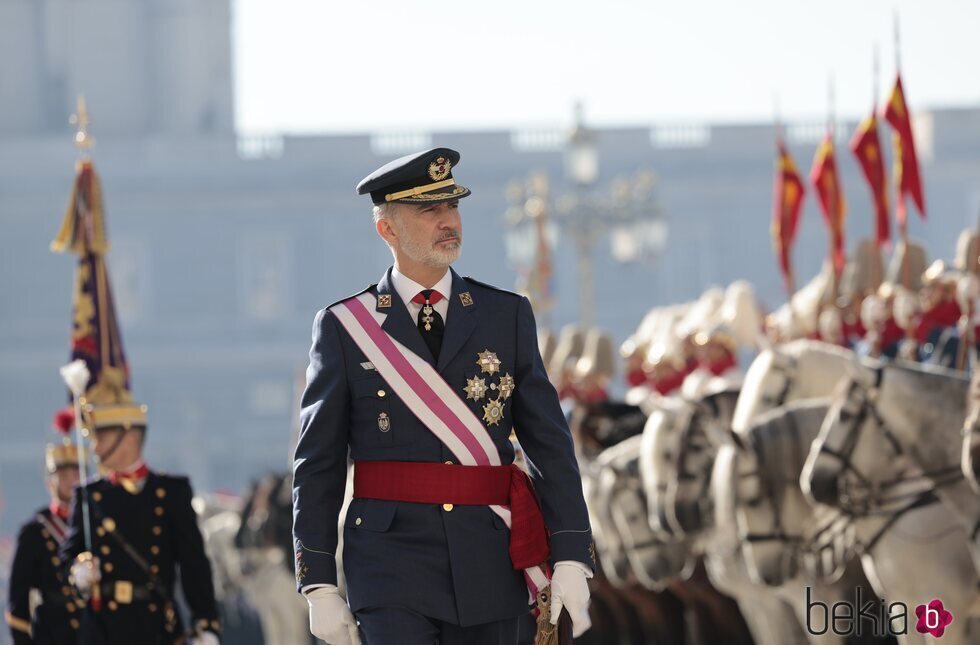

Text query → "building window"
[238,231,294,321]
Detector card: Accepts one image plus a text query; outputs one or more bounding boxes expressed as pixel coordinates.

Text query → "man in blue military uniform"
[61,399,222,645]
[293,148,594,645]
[5,413,86,644]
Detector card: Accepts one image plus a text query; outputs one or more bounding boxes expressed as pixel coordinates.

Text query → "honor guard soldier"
[5,411,86,644]
[293,148,594,645]
[49,129,221,644]
[61,398,221,645]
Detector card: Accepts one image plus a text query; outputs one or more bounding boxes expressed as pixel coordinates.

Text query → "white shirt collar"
[391,266,452,306]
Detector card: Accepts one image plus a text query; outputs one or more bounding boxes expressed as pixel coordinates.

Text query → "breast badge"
[482,399,505,426]
[476,349,502,375]
[377,412,390,433]
[469,350,515,428]
[464,376,488,401]
[492,373,515,401]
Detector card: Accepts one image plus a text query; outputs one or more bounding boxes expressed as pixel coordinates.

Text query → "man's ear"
[376,214,398,246]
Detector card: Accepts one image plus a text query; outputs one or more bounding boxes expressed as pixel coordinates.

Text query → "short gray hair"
[372,202,397,224]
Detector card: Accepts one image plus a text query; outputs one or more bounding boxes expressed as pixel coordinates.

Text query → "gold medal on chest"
[464,376,488,401]
[482,398,505,426]
[476,349,501,375]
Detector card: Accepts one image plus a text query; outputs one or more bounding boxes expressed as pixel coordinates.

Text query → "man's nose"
[436,204,460,227]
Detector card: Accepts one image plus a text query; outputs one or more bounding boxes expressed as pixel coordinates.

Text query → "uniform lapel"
[436,268,478,372]
[376,267,437,365]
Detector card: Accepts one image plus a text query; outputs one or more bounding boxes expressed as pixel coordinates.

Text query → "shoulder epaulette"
[462,276,521,298]
[326,284,377,311]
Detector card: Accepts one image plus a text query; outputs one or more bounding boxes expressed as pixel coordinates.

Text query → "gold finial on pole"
[70,94,95,150]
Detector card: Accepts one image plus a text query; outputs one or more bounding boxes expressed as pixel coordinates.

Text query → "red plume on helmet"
[53,406,75,435]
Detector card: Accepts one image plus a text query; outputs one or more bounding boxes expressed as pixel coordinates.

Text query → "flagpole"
[774,94,798,326]
[827,73,839,302]
[869,44,883,291]
[892,11,912,290]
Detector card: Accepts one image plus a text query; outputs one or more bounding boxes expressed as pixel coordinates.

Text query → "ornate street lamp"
[505,104,668,328]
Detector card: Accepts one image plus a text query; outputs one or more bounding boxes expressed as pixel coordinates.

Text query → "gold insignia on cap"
[476,350,501,375]
[428,156,452,181]
[482,398,505,426]
[464,376,488,401]
[377,294,392,308]
[459,292,474,307]
[496,373,515,401]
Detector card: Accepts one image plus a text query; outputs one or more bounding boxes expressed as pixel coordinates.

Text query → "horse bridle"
[816,369,964,553]
[740,412,805,548]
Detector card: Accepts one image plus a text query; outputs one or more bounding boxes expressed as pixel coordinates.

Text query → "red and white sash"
[329,292,550,595]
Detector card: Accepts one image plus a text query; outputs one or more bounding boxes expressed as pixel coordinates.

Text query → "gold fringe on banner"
[50,159,108,256]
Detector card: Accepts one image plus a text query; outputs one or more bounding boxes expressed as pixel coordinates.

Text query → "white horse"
[640,388,809,645]
[802,362,980,644]
[589,434,693,589]
[732,339,855,436]
[726,400,884,645]
[961,371,980,494]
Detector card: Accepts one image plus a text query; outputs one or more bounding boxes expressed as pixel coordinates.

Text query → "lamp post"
[505,104,668,328]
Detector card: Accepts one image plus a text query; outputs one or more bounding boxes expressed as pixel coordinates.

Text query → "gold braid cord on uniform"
[533,580,572,645]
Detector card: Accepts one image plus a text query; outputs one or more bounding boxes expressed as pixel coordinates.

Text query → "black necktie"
[413,289,445,360]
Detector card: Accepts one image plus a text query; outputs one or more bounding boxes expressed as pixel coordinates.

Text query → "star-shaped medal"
[483,398,505,426]
[497,373,515,400]
[476,349,502,375]
[464,376,488,401]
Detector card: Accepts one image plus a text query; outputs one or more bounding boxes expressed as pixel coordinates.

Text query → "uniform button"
[150,565,160,574]
[67,602,76,613]
[152,526,162,536]
[154,506,164,516]
[102,518,116,532]
[51,556,60,566]
[62,586,71,595]
[444,460,454,465]
[101,545,111,555]
[108,601,118,611]
[155,488,166,498]
[103,563,113,573]
[443,504,454,512]
[97,527,106,537]
[92,492,102,502]
[377,389,386,398]
[70,619,80,630]
[149,603,158,613]
[150,546,160,555]
[354,517,362,526]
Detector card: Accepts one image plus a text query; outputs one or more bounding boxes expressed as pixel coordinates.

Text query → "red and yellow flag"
[850,111,890,248]
[810,133,847,277]
[882,74,925,229]
[772,140,806,291]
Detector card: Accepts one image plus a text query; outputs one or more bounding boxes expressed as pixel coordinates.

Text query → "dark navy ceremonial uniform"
[60,472,221,644]
[6,507,80,644]
[292,267,594,638]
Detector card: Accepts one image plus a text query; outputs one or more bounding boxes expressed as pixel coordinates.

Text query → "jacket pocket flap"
[348,499,396,532]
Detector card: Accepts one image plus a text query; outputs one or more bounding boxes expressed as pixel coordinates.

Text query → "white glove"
[307,585,360,645]
[549,563,592,638]
[190,632,220,645]
[70,553,101,593]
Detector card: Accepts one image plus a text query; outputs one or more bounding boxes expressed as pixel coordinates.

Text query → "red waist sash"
[353,460,550,570]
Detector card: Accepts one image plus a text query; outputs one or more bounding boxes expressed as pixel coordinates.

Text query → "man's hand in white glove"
[189,631,220,645]
[70,553,101,594]
[549,562,592,638]
[306,585,360,645]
